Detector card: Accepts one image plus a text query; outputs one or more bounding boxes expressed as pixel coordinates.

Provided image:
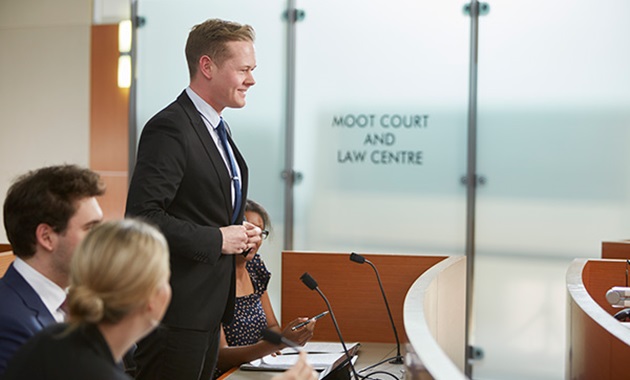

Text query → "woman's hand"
[282,318,315,346]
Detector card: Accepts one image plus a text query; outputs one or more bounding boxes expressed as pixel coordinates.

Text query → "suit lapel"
[176,91,234,218]
[4,264,56,327]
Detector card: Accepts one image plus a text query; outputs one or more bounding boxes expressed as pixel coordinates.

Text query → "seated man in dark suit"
[0,165,104,375]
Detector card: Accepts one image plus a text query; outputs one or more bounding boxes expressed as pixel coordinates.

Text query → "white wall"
[93,0,130,24]
[0,0,92,243]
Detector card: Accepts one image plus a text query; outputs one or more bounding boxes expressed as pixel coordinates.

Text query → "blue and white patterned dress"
[223,254,271,346]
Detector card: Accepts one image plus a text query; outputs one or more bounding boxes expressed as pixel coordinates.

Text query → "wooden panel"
[568,300,610,379]
[610,335,630,379]
[0,251,15,277]
[583,260,627,316]
[602,241,630,260]
[97,174,128,220]
[281,251,446,343]
[0,244,11,253]
[90,24,129,220]
[90,24,129,172]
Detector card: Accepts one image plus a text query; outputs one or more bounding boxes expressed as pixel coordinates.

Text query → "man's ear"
[35,223,56,252]
[199,55,214,80]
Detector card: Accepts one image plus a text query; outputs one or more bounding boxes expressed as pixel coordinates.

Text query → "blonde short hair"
[67,219,169,325]
[185,18,255,79]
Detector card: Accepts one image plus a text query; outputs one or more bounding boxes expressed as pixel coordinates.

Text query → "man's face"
[207,40,256,112]
[52,197,103,285]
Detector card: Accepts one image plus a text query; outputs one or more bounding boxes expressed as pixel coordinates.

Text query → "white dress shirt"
[13,257,67,322]
[185,86,242,207]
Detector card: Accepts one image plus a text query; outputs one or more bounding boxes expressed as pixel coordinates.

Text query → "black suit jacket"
[2,323,129,380]
[126,91,247,330]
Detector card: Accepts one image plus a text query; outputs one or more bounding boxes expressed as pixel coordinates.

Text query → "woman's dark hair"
[244,199,270,230]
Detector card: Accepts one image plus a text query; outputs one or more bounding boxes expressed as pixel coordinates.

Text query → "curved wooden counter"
[566,258,630,379]
[403,256,467,380]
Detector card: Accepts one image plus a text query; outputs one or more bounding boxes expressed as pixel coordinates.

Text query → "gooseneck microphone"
[300,272,360,380]
[349,252,403,365]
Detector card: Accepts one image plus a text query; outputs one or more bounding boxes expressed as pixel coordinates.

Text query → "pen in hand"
[291,311,329,331]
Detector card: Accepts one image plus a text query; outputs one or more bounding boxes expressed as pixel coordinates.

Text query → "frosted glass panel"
[135,0,287,316]
[292,0,469,255]
[474,1,630,379]
[473,255,570,380]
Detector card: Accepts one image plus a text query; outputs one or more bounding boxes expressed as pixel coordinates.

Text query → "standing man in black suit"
[125,18,262,380]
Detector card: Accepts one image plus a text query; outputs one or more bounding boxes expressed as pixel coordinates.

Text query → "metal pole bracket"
[283,9,306,22]
[463,2,490,16]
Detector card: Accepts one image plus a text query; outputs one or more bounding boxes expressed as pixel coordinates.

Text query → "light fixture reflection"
[117,55,131,89]
[117,20,132,89]
[118,20,132,53]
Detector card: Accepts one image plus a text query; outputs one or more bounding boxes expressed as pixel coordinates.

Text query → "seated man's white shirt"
[12,258,67,322]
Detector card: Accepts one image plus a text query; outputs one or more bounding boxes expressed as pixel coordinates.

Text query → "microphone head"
[261,328,283,345]
[300,272,319,290]
[614,308,630,322]
[349,252,366,264]
[261,328,300,349]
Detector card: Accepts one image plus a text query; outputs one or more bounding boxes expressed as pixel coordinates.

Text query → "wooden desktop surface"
[0,251,15,277]
[222,342,402,380]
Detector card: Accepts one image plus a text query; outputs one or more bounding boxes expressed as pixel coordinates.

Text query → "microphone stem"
[315,287,360,380]
[366,260,402,362]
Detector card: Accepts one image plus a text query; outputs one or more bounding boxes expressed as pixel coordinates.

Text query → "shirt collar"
[13,257,67,319]
[185,86,221,129]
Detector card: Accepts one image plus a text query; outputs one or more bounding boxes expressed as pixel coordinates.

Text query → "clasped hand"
[220,221,261,254]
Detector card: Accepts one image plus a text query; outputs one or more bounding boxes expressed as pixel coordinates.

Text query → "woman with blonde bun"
[2,219,172,380]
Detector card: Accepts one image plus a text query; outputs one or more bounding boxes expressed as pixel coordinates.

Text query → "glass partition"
[473,1,630,378]
[291,0,469,255]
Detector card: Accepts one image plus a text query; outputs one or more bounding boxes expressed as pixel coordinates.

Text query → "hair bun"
[66,285,104,324]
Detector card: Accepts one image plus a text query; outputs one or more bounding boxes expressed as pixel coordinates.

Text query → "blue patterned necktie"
[216,118,242,224]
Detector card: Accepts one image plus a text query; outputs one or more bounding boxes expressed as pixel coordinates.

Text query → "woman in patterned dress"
[215,200,315,375]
